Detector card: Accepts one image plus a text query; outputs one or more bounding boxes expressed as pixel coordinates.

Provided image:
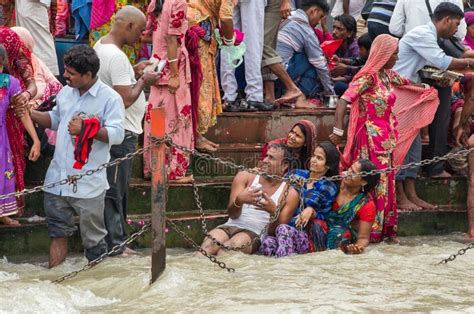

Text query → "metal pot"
[323,95,339,108]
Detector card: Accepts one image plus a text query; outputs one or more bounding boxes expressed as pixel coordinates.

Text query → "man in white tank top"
[199,144,300,256]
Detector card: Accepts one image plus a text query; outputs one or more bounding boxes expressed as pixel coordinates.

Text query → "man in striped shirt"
[276,0,335,104]
[367,0,397,40]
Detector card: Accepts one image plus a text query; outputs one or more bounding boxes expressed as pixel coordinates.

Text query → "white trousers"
[15,0,59,76]
[220,0,266,102]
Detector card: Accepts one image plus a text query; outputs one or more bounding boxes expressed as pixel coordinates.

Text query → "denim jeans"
[104,131,139,253]
[285,52,321,99]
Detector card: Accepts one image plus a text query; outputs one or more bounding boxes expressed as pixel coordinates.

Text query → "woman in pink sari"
[143,0,194,183]
[329,34,438,243]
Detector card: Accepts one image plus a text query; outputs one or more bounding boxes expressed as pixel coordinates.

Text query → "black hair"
[267,143,298,174]
[301,0,330,14]
[334,14,357,43]
[433,2,464,22]
[315,141,340,177]
[358,159,380,194]
[293,123,311,169]
[0,44,6,60]
[63,45,100,77]
[154,0,164,17]
[357,33,372,51]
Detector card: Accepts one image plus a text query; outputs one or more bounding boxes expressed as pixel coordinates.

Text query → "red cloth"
[90,0,115,29]
[73,118,101,169]
[332,200,376,223]
[185,25,205,138]
[314,28,334,44]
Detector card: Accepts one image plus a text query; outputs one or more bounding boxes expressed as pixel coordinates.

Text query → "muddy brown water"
[1,234,473,313]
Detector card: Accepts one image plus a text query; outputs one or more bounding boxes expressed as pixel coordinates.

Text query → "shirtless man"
[200,143,299,256]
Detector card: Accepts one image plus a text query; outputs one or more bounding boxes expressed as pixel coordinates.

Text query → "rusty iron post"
[150,107,166,284]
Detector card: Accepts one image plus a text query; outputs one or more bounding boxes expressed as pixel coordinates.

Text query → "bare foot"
[202,136,219,148]
[122,247,140,256]
[430,170,452,178]
[295,97,318,109]
[195,141,217,153]
[275,88,303,104]
[0,216,20,226]
[169,175,194,184]
[407,195,438,210]
[385,236,400,244]
[397,199,422,210]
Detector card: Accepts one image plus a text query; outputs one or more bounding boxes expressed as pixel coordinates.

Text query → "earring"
[361,185,366,193]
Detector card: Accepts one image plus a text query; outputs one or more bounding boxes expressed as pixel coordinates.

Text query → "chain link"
[166,218,235,272]
[438,243,474,264]
[167,140,474,186]
[53,221,152,284]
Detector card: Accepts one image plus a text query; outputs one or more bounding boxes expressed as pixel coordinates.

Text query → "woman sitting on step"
[313,159,380,254]
[259,142,339,257]
[260,120,316,170]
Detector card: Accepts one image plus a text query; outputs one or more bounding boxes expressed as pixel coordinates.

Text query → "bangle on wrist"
[223,34,235,46]
[233,197,242,208]
[421,83,430,89]
[24,90,32,100]
[168,58,178,63]
[332,127,344,137]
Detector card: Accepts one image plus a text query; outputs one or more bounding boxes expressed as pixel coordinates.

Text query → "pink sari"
[341,34,439,242]
[143,0,194,180]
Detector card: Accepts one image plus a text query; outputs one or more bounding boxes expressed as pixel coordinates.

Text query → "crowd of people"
[0,0,473,265]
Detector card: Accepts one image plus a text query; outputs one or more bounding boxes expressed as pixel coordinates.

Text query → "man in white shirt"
[15,0,59,75]
[94,6,160,255]
[389,0,466,40]
[331,0,367,36]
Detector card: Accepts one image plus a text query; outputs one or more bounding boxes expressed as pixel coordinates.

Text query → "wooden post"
[150,107,166,284]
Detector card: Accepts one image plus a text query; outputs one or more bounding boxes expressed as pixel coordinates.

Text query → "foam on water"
[0,235,473,313]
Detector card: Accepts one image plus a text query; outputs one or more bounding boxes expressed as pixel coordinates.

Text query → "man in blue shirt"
[394,3,474,210]
[29,45,125,267]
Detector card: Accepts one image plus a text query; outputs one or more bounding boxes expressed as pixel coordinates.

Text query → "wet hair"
[315,141,340,177]
[433,2,464,21]
[0,44,6,60]
[154,0,165,17]
[267,143,298,174]
[358,159,380,194]
[301,0,330,13]
[334,14,357,43]
[357,33,372,51]
[63,45,100,77]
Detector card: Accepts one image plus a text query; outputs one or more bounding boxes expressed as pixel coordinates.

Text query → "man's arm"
[304,36,335,93]
[343,0,350,14]
[266,187,300,236]
[97,95,125,145]
[226,172,251,219]
[389,0,405,37]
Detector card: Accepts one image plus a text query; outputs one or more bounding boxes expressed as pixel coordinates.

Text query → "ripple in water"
[0,235,473,313]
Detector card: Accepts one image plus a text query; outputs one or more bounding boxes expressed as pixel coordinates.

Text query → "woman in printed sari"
[143,0,194,183]
[185,0,235,152]
[320,159,380,254]
[11,27,63,105]
[260,120,316,170]
[329,34,438,243]
[259,142,339,257]
[0,27,38,217]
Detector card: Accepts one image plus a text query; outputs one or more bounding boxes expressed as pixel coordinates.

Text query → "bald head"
[113,5,146,46]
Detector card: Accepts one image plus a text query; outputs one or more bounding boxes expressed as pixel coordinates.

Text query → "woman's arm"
[165,34,180,94]
[20,110,41,161]
[345,220,372,254]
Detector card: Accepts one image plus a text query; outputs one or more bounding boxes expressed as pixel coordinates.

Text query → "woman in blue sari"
[259,142,339,257]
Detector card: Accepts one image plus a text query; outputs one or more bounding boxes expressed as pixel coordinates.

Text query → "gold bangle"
[233,197,242,208]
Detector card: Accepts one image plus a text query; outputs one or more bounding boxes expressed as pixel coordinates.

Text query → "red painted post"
[150,107,166,284]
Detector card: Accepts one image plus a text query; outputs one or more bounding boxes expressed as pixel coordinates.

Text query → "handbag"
[361,0,375,21]
[425,0,465,58]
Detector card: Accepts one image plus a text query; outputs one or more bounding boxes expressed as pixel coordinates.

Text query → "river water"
[1,234,473,313]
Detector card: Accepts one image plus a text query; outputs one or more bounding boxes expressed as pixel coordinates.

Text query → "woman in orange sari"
[186,0,235,152]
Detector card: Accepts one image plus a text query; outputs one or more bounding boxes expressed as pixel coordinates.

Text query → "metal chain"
[166,218,235,272]
[165,139,474,186]
[193,181,290,252]
[438,243,474,264]
[0,137,170,202]
[52,221,151,284]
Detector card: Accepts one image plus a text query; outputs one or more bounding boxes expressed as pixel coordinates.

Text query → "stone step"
[204,109,339,144]
[23,175,467,219]
[1,209,468,258]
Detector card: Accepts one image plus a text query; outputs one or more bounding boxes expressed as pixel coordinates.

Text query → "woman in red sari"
[329,34,437,243]
[0,27,38,219]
